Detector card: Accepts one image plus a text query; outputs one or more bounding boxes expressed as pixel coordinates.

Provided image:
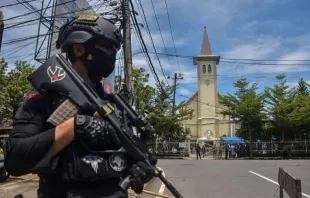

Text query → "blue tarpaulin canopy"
[223,136,246,144]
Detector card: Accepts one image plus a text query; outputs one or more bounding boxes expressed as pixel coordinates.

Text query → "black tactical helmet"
[56,14,123,52]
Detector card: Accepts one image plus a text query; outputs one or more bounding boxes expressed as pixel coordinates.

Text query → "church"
[182,27,238,141]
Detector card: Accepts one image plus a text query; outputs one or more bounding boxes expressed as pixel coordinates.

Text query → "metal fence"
[251,141,309,153]
[147,142,189,157]
[147,140,310,157]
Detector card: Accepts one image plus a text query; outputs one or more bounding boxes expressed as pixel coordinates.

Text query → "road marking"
[249,170,310,198]
[249,171,278,185]
[156,167,166,198]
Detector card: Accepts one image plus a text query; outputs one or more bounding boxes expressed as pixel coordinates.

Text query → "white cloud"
[222,36,281,59]
[178,87,193,97]
[286,80,310,89]
[242,20,291,36]
[218,33,310,76]
[131,30,187,55]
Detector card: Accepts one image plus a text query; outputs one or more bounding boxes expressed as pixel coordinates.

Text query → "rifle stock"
[27,53,183,198]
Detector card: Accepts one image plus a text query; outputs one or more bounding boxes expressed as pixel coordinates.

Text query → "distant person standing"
[282,145,292,159]
[231,144,235,158]
[196,144,201,160]
[202,145,206,157]
[225,144,229,160]
[245,144,250,157]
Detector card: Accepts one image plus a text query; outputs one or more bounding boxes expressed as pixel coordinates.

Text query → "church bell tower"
[193,27,221,139]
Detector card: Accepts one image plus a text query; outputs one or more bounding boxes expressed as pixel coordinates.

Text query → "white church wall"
[183,94,199,138]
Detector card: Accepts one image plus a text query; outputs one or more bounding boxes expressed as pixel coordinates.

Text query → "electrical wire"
[1,2,112,44]
[134,0,169,85]
[1,1,116,65]
[3,0,77,21]
[0,0,36,9]
[2,0,109,24]
[148,0,173,70]
[3,18,41,30]
[131,18,151,70]
[179,94,226,111]
[163,0,180,71]
[129,0,165,92]
[146,52,310,66]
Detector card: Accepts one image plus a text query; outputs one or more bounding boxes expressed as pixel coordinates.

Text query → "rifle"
[27,53,183,198]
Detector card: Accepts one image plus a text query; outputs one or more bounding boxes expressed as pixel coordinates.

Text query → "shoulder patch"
[28,92,44,100]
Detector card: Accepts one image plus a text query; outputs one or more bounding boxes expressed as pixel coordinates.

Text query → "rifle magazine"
[47,99,79,126]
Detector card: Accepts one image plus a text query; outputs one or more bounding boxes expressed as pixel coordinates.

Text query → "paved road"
[142,159,310,198]
[1,160,309,198]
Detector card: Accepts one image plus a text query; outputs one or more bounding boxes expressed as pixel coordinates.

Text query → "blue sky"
[1,0,310,104]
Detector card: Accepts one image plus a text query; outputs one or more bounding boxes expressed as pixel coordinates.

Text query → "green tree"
[289,78,310,139]
[0,59,9,123]
[264,74,294,140]
[147,82,193,141]
[114,67,156,115]
[219,78,265,158]
[0,59,35,122]
[294,78,309,96]
[115,68,193,141]
[132,68,156,115]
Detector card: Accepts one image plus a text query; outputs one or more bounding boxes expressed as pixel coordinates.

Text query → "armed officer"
[5,14,155,198]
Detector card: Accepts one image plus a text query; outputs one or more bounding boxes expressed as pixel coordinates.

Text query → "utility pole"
[0,11,4,52]
[122,0,138,136]
[168,73,183,111]
[122,0,134,104]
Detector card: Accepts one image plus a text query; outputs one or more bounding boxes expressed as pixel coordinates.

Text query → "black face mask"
[85,48,116,83]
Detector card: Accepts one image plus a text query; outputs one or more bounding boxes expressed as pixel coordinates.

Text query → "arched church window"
[202,65,206,74]
[208,64,212,73]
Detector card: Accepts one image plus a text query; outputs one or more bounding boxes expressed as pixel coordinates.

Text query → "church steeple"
[200,26,212,55]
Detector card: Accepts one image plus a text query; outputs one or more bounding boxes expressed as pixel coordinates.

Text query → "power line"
[1,1,116,64]
[149,0,173,70]
[164,0,180,71]
[148,52,310,62]
[220,60,310,66]
[131,19,151,71]
[0,0,36,8]
[131,15,160,88]
[2,0,109,23]
[221,58,310,62]
[129,0,165,92]
[1,3,112,44]
[179,94,226,110]
[3,0,77,22]
[3,18,40,30]
[134,0,169,85]
[146,52,310,66]
[148,0,172,70]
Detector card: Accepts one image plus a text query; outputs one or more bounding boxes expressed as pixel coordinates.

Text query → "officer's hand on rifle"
[74,115,120,147]
[129,161,155,194]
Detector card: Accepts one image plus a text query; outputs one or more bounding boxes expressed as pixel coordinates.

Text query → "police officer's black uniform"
[4,15,154,198]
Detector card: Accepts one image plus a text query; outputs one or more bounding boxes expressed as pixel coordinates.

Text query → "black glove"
[129,161,155,194]
[149,154,158,166]
[74,114,120,147]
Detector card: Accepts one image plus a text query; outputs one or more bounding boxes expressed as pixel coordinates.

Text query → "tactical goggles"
[95,39,120,55]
